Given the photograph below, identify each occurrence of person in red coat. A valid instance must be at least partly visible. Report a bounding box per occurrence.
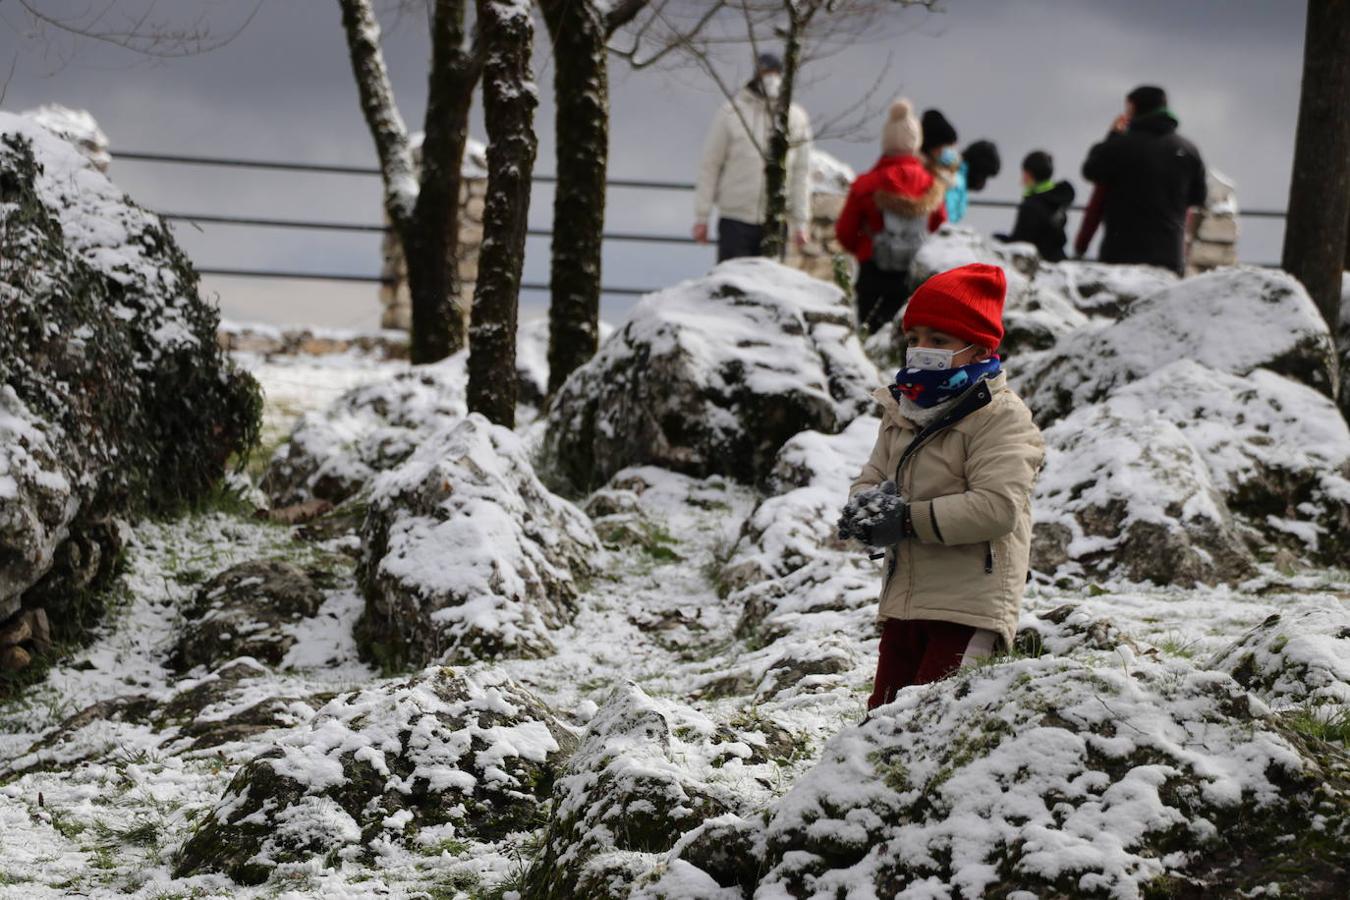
[837,99,951,335]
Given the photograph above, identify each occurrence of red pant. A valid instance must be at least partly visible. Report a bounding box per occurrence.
[868,618,977,710]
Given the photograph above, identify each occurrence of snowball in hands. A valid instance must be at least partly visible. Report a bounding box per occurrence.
[838,480,910,546]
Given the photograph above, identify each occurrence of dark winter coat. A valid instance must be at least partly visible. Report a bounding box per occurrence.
[997,181,1076,262]
[1081,112,1206,275]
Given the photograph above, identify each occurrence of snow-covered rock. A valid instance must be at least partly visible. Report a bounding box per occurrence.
[665,656,1350,898]
[357,415,598,668]
[4,658,326,779]
[1014,267,1338,426]
[23,104,111,172]
[1209,606,1350,709]
[910,225,1040,301]
[542,258,880,492]
[0,113,259,629]
[168,560,334,673]
[1034,258,1178,320]
[523,683,741,899]
[1033,361,1350,582]
[1033,400,1256,586]
[175,666,575,885]
[262,354,467,507]
[514,316,615,407]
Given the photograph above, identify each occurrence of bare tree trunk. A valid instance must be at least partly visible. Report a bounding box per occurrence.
[759,6,808,261]
[338,0,479,365]
[1282,0,1350,340]
[540,0,608,395]
[468,0,538,427]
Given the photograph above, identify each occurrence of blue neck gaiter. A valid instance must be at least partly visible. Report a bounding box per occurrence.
[890,357,1002,409]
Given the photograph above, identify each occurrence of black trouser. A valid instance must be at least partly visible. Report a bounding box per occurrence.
[717,217,763,262]
[855,259,910,334]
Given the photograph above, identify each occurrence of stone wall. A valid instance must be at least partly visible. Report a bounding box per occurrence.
[380,174,487,331]
[1186,169,1239,275]
[784,190,849,286]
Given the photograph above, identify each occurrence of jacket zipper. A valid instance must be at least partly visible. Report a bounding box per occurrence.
[985,542,995,574]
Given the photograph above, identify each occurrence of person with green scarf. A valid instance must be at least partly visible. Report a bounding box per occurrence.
[995,151,1075,262]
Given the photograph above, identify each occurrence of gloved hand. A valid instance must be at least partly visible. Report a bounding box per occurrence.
[837,481,911,547]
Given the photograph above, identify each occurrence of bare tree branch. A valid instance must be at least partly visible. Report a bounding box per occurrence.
[11,0,264,59]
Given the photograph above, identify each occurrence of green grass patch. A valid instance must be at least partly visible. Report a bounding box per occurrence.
[1283,702,1350,745]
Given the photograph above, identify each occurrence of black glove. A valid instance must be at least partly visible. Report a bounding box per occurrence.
[837,481,911,547]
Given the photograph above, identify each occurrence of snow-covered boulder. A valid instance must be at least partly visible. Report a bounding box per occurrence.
[0,114,259,632]
[262,355,466,507]
[523,683,740,899]
[175,666,574,885]
[168,560,332,673]
[909,225,1040,300]
[542,258,880,492]
[664,656,1350,898]
[1209,606,1350,709]
[720,418,880,642]
[357,415,598,669]
[1014,267,1338,426]
[1032,360,1350,583]
[1014,603,1140,658]
[1034,258,1178,320]
[1033,401,1256,586]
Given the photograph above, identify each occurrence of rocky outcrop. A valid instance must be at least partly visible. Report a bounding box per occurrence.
[168,560,333,673]
[655,656,1350,898]
[1014,267,1338,426]
[1209,606,1350,709]
[1032,359,1350,583]
[0,113,259,650]
[176,666,575,885]
[542,258,879,492]
[262,355,467,507]
[357,414,598,669]
[523,683,740,899]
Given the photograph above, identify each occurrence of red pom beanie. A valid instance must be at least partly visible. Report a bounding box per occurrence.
[902,263,1006,349]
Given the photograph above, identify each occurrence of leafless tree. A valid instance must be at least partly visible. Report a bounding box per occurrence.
[613,0,937,258]
[467,0,537,427]
[338,0,483,364]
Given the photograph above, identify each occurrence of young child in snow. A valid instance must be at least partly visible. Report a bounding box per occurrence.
[995,151,1076,262]
[837,263,1045,711]
[835,98,951,336]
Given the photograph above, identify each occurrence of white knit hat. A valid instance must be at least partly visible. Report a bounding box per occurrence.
[882,98,923,156]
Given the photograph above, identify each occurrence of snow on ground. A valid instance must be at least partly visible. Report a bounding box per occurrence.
[0,344,1346,899]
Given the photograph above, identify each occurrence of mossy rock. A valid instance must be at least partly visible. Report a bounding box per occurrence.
[175,666,576,885]
[0,119,259,639]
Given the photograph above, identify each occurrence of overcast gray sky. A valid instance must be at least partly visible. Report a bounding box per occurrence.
[2,0,1306,330]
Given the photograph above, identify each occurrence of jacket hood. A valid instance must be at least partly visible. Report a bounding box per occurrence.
[1042,180,1076,207]
[1129,110,1179,136]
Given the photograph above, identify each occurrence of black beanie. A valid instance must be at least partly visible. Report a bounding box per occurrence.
[963,140,1000,191]
[920,109,958,153]
[1127,85,1168,115]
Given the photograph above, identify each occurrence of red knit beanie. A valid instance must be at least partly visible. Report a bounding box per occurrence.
[902,263,1006,349]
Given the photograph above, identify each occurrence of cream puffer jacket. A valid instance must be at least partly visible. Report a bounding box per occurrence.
[850,373,1045,650]
[693,87,813,229]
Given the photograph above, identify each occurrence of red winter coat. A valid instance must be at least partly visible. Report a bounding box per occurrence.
[836,155,947,263]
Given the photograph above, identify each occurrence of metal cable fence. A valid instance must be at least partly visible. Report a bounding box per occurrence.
[121,149,1288,289]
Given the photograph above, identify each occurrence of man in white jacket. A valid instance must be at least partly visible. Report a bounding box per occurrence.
[692,53,814,262]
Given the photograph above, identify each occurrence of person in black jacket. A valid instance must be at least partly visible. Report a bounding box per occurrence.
[1081,85,1206,275]
[996,151,1075,262]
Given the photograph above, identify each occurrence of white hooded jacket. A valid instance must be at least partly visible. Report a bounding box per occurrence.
[693,86,813,229]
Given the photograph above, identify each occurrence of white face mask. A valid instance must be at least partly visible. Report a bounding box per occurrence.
[761,74,782,99]
[906,344,973,371]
